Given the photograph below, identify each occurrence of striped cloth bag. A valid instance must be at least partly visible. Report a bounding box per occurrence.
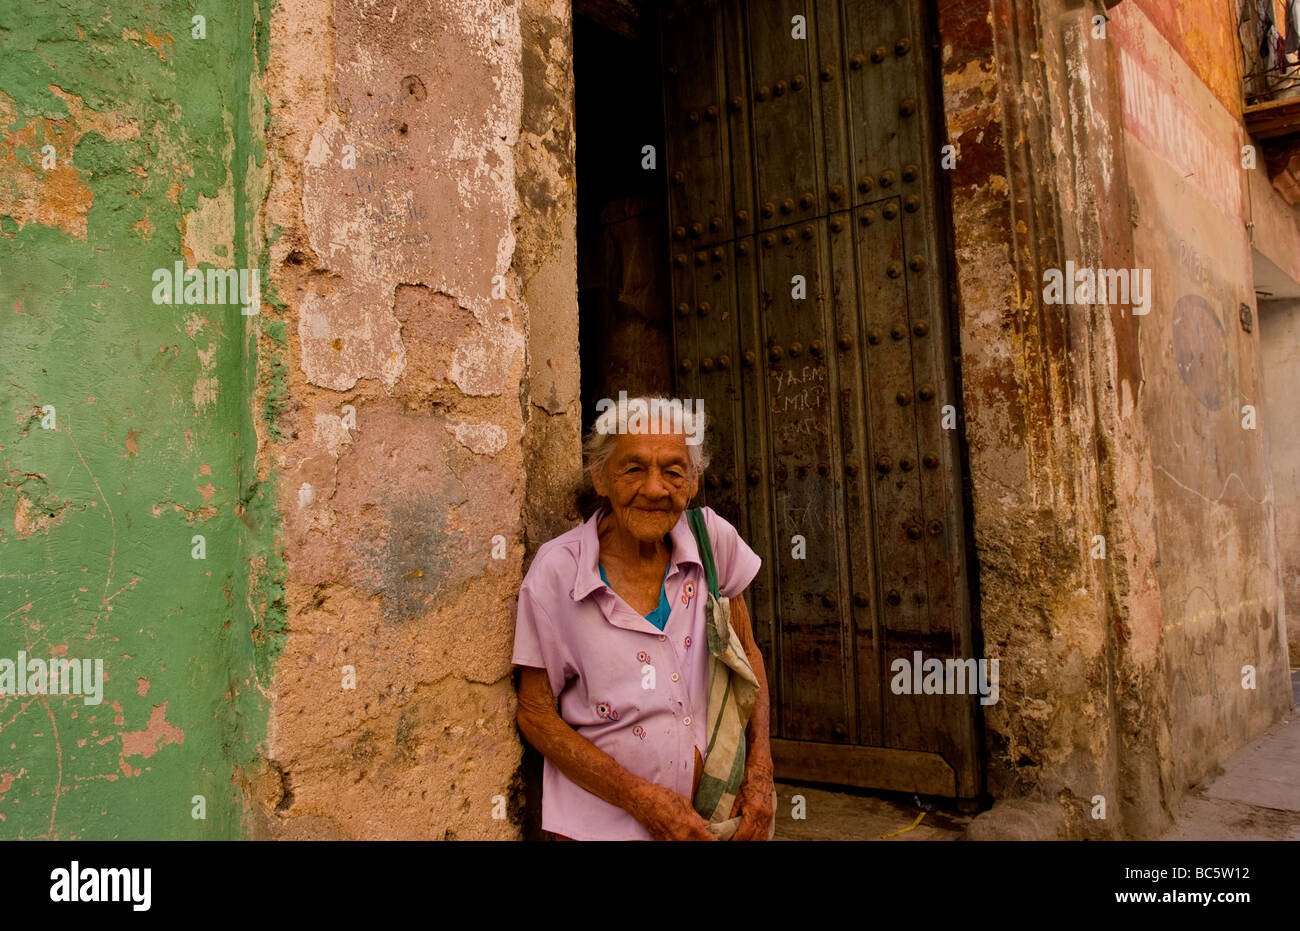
[686,508,769,840]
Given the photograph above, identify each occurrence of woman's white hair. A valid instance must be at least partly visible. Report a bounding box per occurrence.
[583,395,710,478]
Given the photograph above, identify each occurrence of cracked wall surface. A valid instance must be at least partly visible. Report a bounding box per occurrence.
[254,0,577,839]
[941,0,1292,839]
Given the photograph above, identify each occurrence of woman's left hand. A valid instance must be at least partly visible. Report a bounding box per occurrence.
[728,757,776,841]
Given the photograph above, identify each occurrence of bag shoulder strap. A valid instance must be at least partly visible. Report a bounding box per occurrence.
[686,507,720,599]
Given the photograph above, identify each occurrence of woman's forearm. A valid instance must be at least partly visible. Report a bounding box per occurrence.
[744,682,772,770]
[745,659,772,767]
[731,595,772,769]
[516,669,658,816]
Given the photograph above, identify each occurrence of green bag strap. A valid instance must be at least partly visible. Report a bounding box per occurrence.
[686,508,720,600]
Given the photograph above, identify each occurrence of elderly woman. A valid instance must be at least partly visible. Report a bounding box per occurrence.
[512,397,775,840]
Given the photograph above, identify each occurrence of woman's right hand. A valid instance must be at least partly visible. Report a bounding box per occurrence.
[634,782,719,841]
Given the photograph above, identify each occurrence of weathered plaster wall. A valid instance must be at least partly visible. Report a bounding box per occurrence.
[1129,0,1243,118]
[254,0,579,839]
[518,0,584,559]
[1111,0,1291,804]
[0,1,276,837]
[1259,298,1300,665]
[938,0,1290,839]
[938,0,1132,839]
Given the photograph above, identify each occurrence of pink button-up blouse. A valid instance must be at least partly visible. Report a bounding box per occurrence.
[511,505,762,840]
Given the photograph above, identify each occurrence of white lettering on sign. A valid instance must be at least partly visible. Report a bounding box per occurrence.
[1116,43,1241,221]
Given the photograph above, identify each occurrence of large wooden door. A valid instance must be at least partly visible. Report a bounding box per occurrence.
[662,0,981,799]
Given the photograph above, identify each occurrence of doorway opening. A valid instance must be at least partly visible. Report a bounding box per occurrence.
[574,4,672,446]
[571,0,983,803]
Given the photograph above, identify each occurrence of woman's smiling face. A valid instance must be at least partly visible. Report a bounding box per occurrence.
[592,430,699,543]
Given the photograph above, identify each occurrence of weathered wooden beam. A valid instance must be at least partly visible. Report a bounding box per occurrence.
[1246,97,1300,140]
[572,0,644,41]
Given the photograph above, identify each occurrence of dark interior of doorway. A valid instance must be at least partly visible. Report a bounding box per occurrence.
[518,4,672,841]
[574,7,674,446]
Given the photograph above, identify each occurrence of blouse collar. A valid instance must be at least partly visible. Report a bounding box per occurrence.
[570,505,703,603]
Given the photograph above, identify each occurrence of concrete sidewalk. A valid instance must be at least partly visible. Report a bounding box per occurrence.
[1159,670,1300,840]
[770,671,1299,841]
[771,781,970,840]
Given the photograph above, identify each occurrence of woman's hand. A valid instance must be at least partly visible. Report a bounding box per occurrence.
[724,592,775,840]
[518,668,718,841]
[634,783,719,841]
[729,757,776,841]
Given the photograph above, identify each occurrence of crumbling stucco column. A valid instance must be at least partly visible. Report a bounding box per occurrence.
[251,0,579,840]
[939,0,1290,840]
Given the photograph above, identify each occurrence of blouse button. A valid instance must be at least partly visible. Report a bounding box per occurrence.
[683,716,693,726]
[671,673,680,682]
[658,635,667,641]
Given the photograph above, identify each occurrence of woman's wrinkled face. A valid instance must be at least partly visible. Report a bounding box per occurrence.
[592,431,699,543]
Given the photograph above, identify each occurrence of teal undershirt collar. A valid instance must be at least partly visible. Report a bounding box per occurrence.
[598,562,672,631]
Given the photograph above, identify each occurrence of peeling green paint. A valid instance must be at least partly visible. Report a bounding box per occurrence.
[0,1,275,838]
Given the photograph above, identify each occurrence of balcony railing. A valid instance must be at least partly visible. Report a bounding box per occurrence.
[1239,1,1300,201]
[1244,66,1300,110]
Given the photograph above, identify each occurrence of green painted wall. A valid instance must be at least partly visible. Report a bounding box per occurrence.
[0,1,279,838]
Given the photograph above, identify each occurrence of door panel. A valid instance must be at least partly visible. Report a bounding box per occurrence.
[825,208,882,748]
[663,3,732,248]
[731,236,780,703]
[662,0,980,798]
[756,219,848,743]
[745,1,822,233]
